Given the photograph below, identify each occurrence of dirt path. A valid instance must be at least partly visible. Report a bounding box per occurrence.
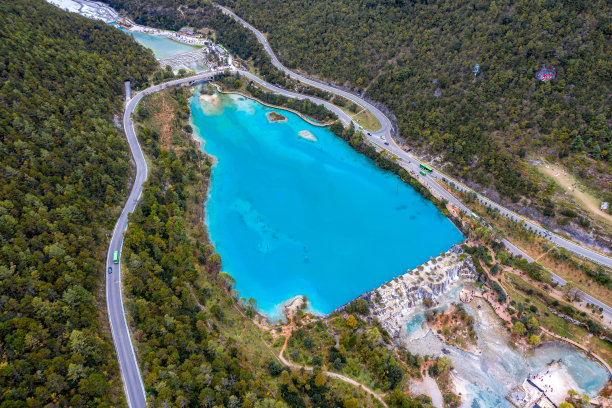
[535,246,554,262]
[187,289,387,406]
[504,268,612,330]
[536,163,612,226]
[278,336,389,407]
[474,291,512,323]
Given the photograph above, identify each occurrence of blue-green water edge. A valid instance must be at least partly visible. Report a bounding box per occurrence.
[190,90,464,318]
[119,29,199,59]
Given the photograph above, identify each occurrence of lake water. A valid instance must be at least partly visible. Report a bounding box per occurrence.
[48,1,202,61]
[190,90,464,318]
[122,30,199,59]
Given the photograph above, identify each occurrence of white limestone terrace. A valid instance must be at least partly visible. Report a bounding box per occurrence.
[47,0,119,23]
[129,25,209,47]
[159,49,211,71]
[359,245,477,339]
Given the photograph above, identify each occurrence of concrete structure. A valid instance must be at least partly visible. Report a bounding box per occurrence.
[536,64,556,81]
[506,380,555,408]
[124,80,131,101]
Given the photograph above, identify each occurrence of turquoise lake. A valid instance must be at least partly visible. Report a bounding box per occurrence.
[190,91,464,318]
[120,29,199,59]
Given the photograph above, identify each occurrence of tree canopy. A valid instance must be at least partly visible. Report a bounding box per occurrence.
[0,0,157,405]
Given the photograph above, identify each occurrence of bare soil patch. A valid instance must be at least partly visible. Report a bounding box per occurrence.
[536,162,612,226]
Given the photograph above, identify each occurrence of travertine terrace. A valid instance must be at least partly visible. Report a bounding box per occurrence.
[361,245,477,339]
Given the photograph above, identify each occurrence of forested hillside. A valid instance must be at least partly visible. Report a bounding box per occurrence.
[0,0,156,405]
[219,0,611,201]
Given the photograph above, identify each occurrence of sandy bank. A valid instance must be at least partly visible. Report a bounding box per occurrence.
[298,130,317,142]
[409,375,444,408]
[199,92,219,106]
[529,361,580,405]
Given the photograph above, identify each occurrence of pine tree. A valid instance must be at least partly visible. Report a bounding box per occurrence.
[571,135,583,153]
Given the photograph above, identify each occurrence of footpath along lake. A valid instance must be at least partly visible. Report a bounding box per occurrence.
[191,90,464,318]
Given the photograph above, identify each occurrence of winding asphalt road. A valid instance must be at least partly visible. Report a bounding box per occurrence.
[217,4,612,268]
[108,68,362,407]
[107,72,220,408]
[216,4,612,318]
[216,6,393,138]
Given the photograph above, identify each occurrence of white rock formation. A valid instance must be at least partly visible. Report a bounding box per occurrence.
[361,245,477,339]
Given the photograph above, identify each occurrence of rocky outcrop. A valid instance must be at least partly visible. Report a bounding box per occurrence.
[358,245,477,339]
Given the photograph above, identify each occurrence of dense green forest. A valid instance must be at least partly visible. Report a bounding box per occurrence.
[219,0,612,200]
[106,0,611,202]
[0,0,156,406]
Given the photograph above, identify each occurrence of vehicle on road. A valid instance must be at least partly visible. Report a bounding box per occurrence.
[113,250,119,264]
[420,170,427,176]
[384,142,389,145]
[420,163,433,172]
[108,267,112,274]
[367,132,371,136]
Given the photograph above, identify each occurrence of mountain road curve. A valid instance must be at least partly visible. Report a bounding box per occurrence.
[107,67,378,407]
[216,4,612,270]
[107,71,222,408]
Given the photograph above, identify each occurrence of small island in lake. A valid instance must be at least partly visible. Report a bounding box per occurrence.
[267,111,287,122]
